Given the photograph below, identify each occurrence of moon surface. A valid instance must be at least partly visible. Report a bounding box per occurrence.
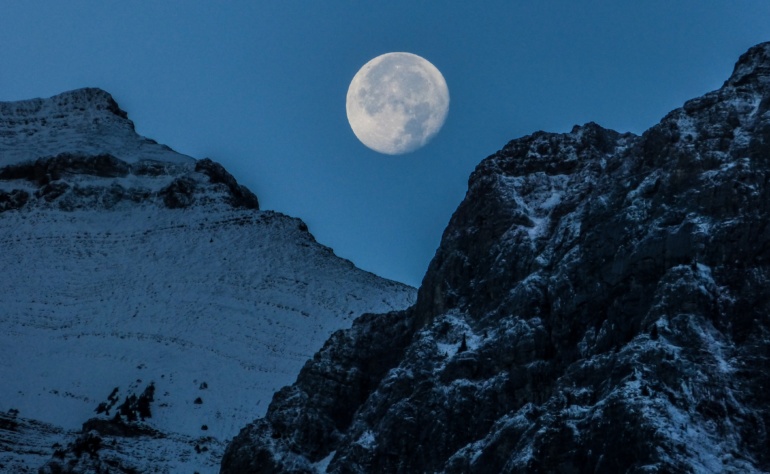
[346,52,449,155]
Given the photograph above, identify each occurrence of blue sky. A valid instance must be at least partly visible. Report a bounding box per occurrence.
[1,2,769,286]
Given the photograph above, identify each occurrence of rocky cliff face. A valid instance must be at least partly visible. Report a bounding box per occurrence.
[222,42,770,473]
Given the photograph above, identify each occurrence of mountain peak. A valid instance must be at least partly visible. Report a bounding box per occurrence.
[0,89,258,213]
[725,41,770,89]
[0,88,192,167]
[48,87,129,119]
[1,87,128,126]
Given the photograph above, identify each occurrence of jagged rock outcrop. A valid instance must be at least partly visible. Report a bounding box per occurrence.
[0,152,259,212]
[222,42,770,473]
[195,158,260,209]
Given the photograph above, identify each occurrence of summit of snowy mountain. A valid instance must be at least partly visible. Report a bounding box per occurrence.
[0,90,416,473]
[222,42,770,473]
[0,88,260,215]
[0,88,192,167]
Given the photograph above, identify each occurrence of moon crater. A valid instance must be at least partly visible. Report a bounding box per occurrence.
[346,52,449,155]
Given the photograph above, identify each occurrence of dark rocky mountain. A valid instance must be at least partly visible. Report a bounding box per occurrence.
[222,42,770,473]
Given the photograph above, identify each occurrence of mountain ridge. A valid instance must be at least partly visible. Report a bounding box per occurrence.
[0,87,193,167]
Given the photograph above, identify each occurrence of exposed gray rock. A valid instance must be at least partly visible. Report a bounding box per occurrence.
[0,189,29,211]
[0,153,259,212]
[195,158,260,209]
[159,176,197,209]
[222,42,770,473]
[0,153,129,183]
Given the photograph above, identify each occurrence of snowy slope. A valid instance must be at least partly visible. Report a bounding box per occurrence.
[0,89,416,473]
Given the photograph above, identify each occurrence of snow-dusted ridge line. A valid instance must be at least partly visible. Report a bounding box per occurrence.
[1,87,194,167]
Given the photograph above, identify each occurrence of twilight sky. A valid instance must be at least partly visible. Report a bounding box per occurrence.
[1,2,769,287]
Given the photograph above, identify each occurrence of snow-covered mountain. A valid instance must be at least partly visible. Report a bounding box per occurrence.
[0,88,192,167]
[0,88,416,473]
[222,43,770,472]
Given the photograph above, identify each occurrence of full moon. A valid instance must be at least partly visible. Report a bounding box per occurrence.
[346,52,449,155]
